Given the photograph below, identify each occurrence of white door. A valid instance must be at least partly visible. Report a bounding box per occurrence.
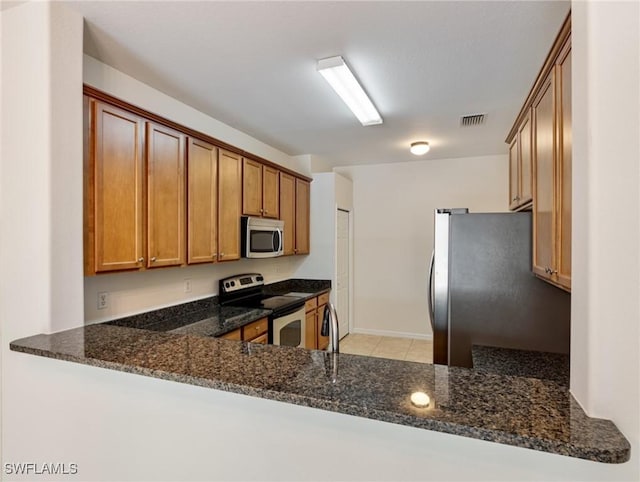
[336,209,350,338]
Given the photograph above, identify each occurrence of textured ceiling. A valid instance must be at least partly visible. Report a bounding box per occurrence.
[66,0,570,168]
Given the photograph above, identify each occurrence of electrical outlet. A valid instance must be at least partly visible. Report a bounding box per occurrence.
[184,279,192,293]
[97,292,109,310]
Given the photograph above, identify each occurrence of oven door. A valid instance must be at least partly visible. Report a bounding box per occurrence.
[271,305,307,349]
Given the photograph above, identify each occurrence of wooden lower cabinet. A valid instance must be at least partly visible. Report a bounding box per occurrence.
[218,317,268,343]
[242,317,268,342]
[303,292,331,350]
[316,303,329,351]
[305,310,317,350]
[220,328,242,341]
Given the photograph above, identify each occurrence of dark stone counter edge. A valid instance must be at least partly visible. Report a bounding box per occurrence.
[9,342,631,464]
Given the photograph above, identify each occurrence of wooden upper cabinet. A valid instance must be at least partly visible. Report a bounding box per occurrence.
[242,159,280,218]
[187,138,218,264]
[507,14,570,292]
[218,149,242,261]
[295,178,310,255]
[532,40,572,291]
[508,109,533,210]
[84,88,311,274]
[146,122,186,268]
[532,73,556,280]
[262,165,279,218]
[89,100,145,274]
[518,112,533,206]
[556,41,572,290]
[242,158,263,216]
[279,172,296,255]
[508,138,519,209]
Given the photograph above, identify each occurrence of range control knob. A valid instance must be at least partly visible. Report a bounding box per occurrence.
[230,281,236,287]
[257,276,263,282]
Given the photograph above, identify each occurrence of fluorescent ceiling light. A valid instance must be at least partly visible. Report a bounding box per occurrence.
[317,56,382,126]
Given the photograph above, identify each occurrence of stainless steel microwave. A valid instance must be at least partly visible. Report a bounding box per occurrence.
[241,216,284,258]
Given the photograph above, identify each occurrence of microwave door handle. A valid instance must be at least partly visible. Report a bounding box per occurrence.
[277,228,283,253]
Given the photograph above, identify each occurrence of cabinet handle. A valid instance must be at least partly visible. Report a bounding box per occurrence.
[138,257,144,263]
[220,253,224,258]
[264,210,268,215]
[511,197,517,202]
[260,209,264,214]
[151,257,157,262]
[212,254,217,259]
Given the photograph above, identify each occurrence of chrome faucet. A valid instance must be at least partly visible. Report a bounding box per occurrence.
[321,302,339,353]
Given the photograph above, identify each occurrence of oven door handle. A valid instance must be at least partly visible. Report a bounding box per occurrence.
[272,302,305,318]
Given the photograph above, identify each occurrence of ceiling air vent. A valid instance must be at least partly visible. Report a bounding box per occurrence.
[460,113,486,126]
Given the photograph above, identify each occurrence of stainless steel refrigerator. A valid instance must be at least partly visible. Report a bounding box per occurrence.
[428,209,570,367]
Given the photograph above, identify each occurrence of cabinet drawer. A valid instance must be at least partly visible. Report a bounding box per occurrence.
[242,317,268,340]
[318,292,330,306]
[247,332,267,344]
[220,328,241,341]
[305,297,318,313]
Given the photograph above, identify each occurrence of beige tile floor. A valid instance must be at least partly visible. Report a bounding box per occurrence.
[339,333,433,364]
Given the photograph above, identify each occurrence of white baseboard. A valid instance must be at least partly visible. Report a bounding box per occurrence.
[350,327,433,341]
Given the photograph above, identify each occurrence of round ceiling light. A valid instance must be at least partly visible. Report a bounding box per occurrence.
[410,141,430,156]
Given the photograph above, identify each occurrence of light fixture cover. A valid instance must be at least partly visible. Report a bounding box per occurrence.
[317,56,382,126]
[410,141,430,155]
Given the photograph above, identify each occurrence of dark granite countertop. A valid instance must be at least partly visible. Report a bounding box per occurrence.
[104,279,331,337]
[472,345,570,386]
[10,323,630,464]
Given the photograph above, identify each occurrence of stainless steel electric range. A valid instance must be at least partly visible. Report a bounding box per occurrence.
[219,274,310,349]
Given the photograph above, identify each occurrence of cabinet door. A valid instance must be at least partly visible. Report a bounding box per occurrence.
[262,165,280,218]
[279,172,296,255]
[532,73,556,280]
[316,304,329,351]
[92,101,145,273]
[556,43,572,290]
[218,149,242,261]
[146,122,186,268]
[518,110,533,206]
[305,310,317,350]
[220,329,241,341]
[295,179,310,255]
[187,138,217,264]
[508,138,519,209]
[242,158,263,216]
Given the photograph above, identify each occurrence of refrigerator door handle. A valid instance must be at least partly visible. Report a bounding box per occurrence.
[427,250,435,331]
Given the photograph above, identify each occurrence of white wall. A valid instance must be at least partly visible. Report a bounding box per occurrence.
[84,257,304,323]
[570,0,640,474]
[295,172,354,331]
[336,155,508,338]
[82,56,307,323]
[1,2,638,481]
